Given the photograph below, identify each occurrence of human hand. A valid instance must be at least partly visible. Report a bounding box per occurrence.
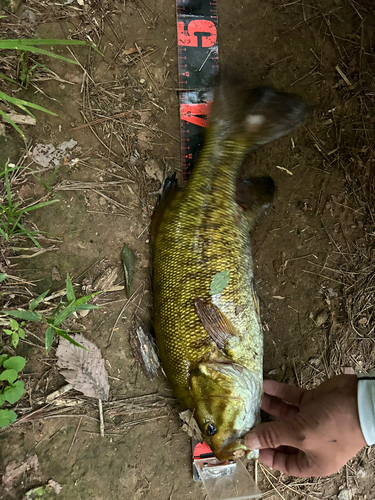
[244,375,366,477]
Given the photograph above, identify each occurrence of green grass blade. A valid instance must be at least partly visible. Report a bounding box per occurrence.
[5,310,42,321]
[16,223,42,248]
[0,39,88,48]
[0,164,27,177]
[0,109,26,144]
[0,91,57,116]
[0,72,18,85]
[0,42,79,64]
[30,290,50,311]
[4,163,12,206]
[17,199,59,216]
[66,274,75,303]
[53,292,99,326]
[53,327,87,350]
[45,326,54,354]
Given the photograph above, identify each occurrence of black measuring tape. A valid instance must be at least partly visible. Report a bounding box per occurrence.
[176,0,219,182]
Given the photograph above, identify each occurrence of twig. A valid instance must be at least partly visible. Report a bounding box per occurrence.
[68,416,82,454]
[98,399,105,437]
[335,65,354,89]
[135,42,160,93]
[46,384,73,403]
[71,109,151,130]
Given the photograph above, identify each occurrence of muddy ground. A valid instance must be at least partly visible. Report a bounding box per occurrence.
[0,0,374,499]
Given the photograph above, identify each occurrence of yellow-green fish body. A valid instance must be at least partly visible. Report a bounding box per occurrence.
[153,83,310,459]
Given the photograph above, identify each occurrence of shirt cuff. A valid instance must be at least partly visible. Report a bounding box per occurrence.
[357,370,375,446]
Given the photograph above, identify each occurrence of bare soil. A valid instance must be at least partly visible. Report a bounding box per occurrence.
[0,0,374,499]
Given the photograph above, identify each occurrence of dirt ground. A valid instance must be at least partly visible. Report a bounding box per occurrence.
[0,0,374,499]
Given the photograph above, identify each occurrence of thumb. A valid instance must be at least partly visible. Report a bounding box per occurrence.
[245,420,302,451]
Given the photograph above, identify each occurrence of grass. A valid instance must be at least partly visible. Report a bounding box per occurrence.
[0,37,94,143]
[3,274,100,353]
[0,162,59,248]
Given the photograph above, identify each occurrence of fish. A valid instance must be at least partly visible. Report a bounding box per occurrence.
[152,81,311,460]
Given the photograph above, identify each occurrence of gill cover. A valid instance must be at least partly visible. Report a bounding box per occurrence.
[190,360,262,460]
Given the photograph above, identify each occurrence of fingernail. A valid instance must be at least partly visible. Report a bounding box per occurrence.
[245,433,261,450]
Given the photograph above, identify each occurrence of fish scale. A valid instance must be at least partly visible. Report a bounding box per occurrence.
[153,83,311,459]
[154,132,262,399]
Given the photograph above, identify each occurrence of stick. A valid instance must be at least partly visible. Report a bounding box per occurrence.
[98,399,105,437]
[68,416,82,454]
[135,42,160,93]
[46,383,73,403]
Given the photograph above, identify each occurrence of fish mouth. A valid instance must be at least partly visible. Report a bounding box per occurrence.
[213,440,249,461]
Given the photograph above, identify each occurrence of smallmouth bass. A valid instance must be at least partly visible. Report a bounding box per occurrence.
[152,82,310,460]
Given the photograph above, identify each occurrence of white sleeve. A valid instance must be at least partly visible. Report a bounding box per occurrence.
[357,371,375,446]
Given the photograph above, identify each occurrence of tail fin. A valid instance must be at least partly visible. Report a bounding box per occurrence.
[209,81,312,146]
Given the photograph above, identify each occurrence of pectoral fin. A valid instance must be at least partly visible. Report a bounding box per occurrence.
[194,298,238,351]
[236,176,275,231]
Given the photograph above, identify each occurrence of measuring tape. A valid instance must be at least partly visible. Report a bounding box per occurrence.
[176,0,219,182]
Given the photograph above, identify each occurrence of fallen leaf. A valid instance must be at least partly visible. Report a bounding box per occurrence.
[179,410,203,441]
[47,479,62,494]
[51,266,62,281]
[56,334,110,400]
[1,113,36,126]
[124,47,138,55]
[2,455,39,492]
[122,243,138,298]
[32,140,77,169]
[209,271,230,296]
[93,267,118,292]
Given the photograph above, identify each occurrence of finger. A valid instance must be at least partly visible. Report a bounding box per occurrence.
[259,448,312,477]
[261,393,299,421]
[245,420,302,451]
[263,380,305,407]
[272,449,313,477]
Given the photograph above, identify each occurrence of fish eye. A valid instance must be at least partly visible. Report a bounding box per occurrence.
[205,423,217,436]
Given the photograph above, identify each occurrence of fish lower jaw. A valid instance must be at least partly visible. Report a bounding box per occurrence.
[246,448,259,460]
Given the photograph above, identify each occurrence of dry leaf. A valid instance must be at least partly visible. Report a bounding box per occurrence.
[124,47,138,55]
[56,334,110,400]
[179,409,203,441]
[2,455,39,492]
[47,479,62,494]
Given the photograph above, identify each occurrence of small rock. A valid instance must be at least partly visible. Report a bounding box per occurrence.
[338,488,357,500]
[342,367,355,375]
[268,368,280,375]
[315,310,329,327]
[357,468,366,479]
[358,317,368,325]
[144,159,163,183]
